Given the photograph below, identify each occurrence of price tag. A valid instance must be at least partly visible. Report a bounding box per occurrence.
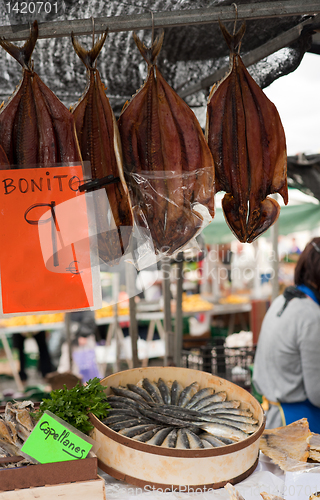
[21,411,93,464]
[0,165,98,314]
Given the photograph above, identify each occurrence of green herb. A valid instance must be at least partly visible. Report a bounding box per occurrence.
[33,377,110,435]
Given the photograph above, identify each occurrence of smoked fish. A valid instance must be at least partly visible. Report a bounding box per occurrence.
[0,20,81,167]
[118,31,215,255]
[206,22,288,243]
[71,32,133,264]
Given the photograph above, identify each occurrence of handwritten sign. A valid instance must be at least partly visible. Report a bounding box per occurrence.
[21,411,93,464]
[0,165,97,314]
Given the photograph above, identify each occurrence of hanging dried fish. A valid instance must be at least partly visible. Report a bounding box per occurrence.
[118,31,215,255]
[0,20,81,167]
[0,145,9,168]
[71,32,133,264]
[206,21,288,243]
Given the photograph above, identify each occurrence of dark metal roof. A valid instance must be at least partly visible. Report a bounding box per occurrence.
[0,0,318,114]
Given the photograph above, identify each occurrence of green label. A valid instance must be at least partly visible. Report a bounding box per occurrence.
[21,411,93,464]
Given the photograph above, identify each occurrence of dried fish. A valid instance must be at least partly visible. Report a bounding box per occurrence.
[71,31,133,264]
[185,429,205,449]
[118,31,215,255]
[206,21,288,243]
[199,432,228,448]
[0,21,81,167]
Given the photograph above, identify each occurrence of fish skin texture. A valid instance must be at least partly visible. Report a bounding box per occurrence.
[71,32,133,265]
[118,31,214,255]
[206,21,288,243]
[0,21,81,168]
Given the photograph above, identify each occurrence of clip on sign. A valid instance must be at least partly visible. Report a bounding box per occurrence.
[0,164,101,314]
[21,411,95,464]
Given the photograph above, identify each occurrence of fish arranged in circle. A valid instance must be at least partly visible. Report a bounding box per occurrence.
[103,378,260,449]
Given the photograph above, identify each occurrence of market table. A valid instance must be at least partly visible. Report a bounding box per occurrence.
[97,454,287,500]
[0,322,64,392]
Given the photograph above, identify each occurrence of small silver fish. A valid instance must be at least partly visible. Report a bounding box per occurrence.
[185,429,205,449]
[171,380,184,405]
[127,384,154,403]
[157,378,171,405]
[198,422,249,442]
[161,428,178,448]
[185,387,215,409]
[199,432,229,447]
[191,392,227,410]
[142,378,164,404]
[145,427,173,446]
[201,400,240,412]
[175,428,190,449]
[118,424,158,438]
[178,382,200,407]
[133,426,165,442]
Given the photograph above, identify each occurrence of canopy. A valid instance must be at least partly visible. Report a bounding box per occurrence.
[202,201,320,245]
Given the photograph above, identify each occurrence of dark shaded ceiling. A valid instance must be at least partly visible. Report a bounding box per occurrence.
[0,0,317,114]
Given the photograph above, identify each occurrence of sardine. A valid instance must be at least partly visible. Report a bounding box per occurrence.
[185,387,215,409]
[204,417,258,434]
[145,427,173,446]
[138,407,198,431]
[185,429,205,449]
[107,397,147,410]
[175,429,190,449]
[201,400,240,412]
[110,387,151,407]
[212,413,258,425]
[171,380,184,406]
[191,392,227,410]
[71,31,133,264]
[108,418,153,432]
[142,378,164,404]
[199,432,231,447]
[127,384,154,403]
[161,428,178,448]
[178,382,200,407]
[199,422,249,442]
[118,424,158,438]
[157,378,171,405]
[133,426,165,442]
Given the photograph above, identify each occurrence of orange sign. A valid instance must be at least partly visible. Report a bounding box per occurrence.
[0,165,96,314]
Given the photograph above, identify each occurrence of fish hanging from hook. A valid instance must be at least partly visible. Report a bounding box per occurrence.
[206,18,288,243]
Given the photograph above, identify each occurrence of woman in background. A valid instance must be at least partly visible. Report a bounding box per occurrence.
[253,237,320,432]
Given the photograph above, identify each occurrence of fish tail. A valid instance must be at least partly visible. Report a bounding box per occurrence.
[0,20,38,69]
[71,30,108,70]
[219,20,246,54]
[133,30,164,66]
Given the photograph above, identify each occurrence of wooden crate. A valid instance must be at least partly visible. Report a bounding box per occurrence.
[0,476,106,500]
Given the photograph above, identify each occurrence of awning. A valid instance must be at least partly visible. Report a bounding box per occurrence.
[202,201,320,245]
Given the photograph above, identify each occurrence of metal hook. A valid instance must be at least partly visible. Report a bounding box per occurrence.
[150,10,155,45]
[92,16,95,49]
[232,3,238,36]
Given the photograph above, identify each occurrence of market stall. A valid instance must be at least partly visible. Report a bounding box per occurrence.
[0,0,320,497]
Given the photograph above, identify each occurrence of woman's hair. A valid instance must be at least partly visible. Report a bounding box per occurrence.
[294,237,320,289]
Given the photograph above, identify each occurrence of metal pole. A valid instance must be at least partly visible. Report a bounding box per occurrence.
[161,256,173,366]
[64,312,72,372]
[271,212,280,302]
[112,273,121,372]
[174,254,184,367]
[125,261,139,368]
[0,0,319,41]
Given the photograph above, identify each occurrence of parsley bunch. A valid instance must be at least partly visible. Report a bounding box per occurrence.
[34,377,110,435]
